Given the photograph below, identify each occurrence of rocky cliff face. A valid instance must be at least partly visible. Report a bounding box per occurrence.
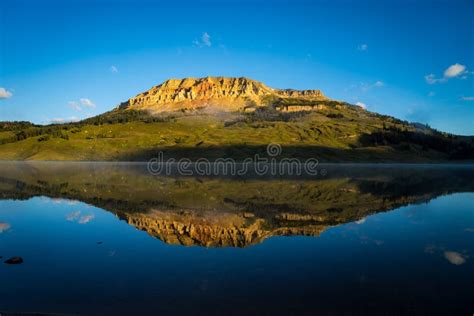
[121,210,326,247]
[122,76,327,112]
[277,89,325,98]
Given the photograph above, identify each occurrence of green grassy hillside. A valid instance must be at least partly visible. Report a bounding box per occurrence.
[1,101,473,161]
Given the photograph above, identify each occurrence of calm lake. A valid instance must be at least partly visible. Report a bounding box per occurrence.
[0,162,473,315]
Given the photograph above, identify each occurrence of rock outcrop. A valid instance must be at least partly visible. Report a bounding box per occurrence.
[121,210,326,248]
[121,76,328,113]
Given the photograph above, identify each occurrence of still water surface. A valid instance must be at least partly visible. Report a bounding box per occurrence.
[0,162,473,315]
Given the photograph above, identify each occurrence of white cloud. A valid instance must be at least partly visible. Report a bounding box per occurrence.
[360,81,384,92]
[425,74,445,84]
[357,44,368,51]
[66,211,95,224]
[355,217,366,224]
[425,63,468,84]
[50,118,66,123]
[80,98,95,108]
[49,116,80,124]
[444,251,467,265]
[110,65,118,73]
[202,32,211,46]
[66,211,81,221]
[69,98,95,111]
[461,96,474,101]
[0,87,13,99]
[69,101,82,111]
[373,80,384,87]
[444,63,466,78]
[79,214,95,224]
[193,32,212,47]
[356,102,367,109]
[428,91,435,97]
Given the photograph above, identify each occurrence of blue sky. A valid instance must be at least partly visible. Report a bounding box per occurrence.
[0,0,473,134]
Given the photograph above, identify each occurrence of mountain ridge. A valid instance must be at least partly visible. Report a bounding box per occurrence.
[0,76,473,161]
[120,76,328,113]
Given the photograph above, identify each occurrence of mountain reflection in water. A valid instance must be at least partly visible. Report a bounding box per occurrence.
[1,162,473,247]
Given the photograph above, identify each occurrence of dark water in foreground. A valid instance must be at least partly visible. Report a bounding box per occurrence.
[0,162,473,315]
